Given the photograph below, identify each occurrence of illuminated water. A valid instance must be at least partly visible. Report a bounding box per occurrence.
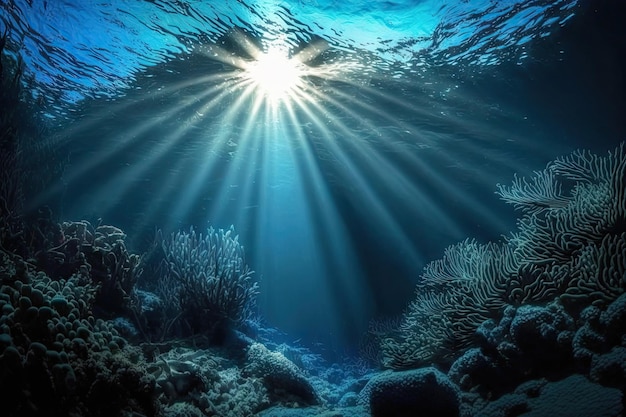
[1,0,624,358]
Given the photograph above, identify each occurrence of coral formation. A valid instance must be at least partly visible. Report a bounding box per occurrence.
[243,342,320,406]
[524,375,622,417]
[150,346,271,416]
[382,143,626,369]
[3,32,625,416]
[448,302,575,397]
[474,374,622,417]
[154,225,259,341]
[0,253,158,416]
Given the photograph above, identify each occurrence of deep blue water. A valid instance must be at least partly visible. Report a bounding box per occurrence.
[1,0,625,356]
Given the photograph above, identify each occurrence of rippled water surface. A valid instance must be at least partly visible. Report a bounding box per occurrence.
[3,0,578,107]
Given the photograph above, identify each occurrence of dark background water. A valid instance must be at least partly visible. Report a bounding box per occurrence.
[2,0,625,357]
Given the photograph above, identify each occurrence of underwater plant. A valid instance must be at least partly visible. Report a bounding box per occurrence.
[157,225,258,340]
[381,143,626,369]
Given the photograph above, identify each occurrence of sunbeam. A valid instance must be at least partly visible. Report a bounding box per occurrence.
[34,27,560,355]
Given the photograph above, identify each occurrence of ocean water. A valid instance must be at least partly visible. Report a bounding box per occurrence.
[1,0,625,416]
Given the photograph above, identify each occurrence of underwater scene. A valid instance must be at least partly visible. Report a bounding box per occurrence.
[1,0,625,416]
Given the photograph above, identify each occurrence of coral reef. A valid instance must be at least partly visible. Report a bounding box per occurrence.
[3,35,625,415]
[448,301,576,397]
[0,253,158,417]
[382,143,626,369]
[2,200,351,416]
[150,346,271,416]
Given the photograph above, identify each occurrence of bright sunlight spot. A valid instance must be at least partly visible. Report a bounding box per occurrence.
[244,46,304,102]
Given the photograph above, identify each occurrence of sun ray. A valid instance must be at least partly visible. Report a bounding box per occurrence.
[284,96,429,262]
[28,75,243,212]
[38,28,544,353]
[300,84,516,240]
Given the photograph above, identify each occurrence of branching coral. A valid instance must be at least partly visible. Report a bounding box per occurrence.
[157,225,258,339]
[564,232,626,306]
[381,240,515,369]
[496,171,570,214]
[382,143,626,369]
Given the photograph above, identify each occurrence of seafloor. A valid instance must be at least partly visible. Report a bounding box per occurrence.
[1,204,625,416]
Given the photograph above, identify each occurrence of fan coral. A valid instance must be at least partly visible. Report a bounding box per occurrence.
[381,143,626,369]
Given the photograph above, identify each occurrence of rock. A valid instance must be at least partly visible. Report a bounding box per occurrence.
[364,367,460,417]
